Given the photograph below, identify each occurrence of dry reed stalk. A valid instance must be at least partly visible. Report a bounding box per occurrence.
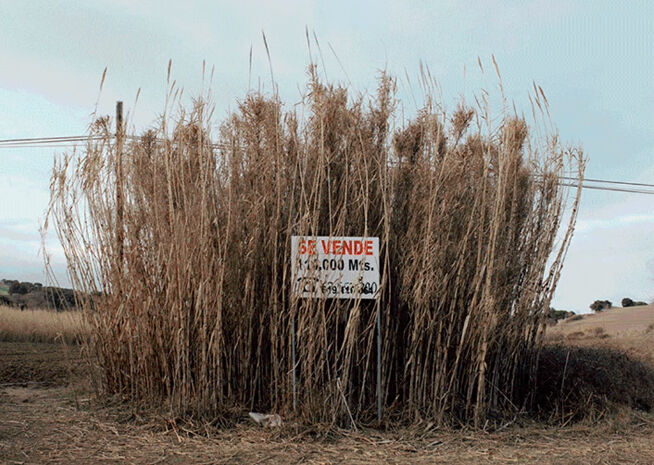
[46,67,584,427]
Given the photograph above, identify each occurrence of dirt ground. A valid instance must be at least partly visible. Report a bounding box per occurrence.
[2,342,654,464]
[0,342,85,387]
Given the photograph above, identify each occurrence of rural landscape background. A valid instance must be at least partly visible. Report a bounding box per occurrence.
[2,1,653,313]
[1,0,654,463]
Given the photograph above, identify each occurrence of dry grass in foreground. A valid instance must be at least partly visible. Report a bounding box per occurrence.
[0,305,88,344]
[1,382,654,464]
[537,305,654,423]
[1,339,654,463]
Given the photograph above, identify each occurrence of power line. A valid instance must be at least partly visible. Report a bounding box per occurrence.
[0,135,235,152]
[0,135,105,144]
[557,183,654,195]
[0,144,97,149]
[553,175,654,189]
[0,135,109,150]
[532,173,654,190]
[2,134,653,195]
[0,136,85,143]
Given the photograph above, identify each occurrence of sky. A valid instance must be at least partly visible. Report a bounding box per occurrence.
[0,0,652,312]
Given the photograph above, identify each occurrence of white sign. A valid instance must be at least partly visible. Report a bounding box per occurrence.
[291,236,380,299]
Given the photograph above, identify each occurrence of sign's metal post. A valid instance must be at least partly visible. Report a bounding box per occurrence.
[376,297,382,424]
[292,314,297,411]
[290,236,381,424]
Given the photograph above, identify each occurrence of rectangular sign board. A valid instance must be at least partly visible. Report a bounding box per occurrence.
[291,236,380,299]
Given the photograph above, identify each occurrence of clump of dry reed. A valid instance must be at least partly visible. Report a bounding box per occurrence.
[46,65,583,427]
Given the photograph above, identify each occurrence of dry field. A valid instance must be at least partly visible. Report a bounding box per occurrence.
[2,306,654,463]
[0,305,88,344]
[547,304,654,362]
[549,304,654,338]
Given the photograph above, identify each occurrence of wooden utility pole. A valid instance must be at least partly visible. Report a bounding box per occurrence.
[377,298,382,424]
[115,101,124,269]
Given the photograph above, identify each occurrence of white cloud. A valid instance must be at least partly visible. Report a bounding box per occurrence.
[576,213,654,235]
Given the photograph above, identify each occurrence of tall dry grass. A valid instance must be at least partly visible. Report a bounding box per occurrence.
[0,305,87,344]
[46,66,584,427]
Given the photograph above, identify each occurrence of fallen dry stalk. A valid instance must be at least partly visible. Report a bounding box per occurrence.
[46,66,584,427]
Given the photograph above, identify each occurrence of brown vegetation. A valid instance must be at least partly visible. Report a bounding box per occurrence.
[0,305,87,344]
[535,344,654,423]
[46,67,584,427]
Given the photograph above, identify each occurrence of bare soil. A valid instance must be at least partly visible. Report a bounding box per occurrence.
[0,342,84,387]
[2,342,654,464]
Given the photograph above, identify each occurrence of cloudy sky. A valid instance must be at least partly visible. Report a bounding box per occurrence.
[0,0,652,312]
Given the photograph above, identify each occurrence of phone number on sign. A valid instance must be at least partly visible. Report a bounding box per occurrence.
[295,277,378,296]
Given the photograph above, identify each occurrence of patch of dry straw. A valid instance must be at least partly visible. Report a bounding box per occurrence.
[0,305,87,344]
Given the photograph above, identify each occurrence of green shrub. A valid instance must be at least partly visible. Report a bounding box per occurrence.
[548,308,576,321]
[8,282,28,295]
[621,298,647,308]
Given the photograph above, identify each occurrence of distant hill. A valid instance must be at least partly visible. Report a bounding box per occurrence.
[547,303,654,363]
[549,304,654,337]
[0,279,79,311]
